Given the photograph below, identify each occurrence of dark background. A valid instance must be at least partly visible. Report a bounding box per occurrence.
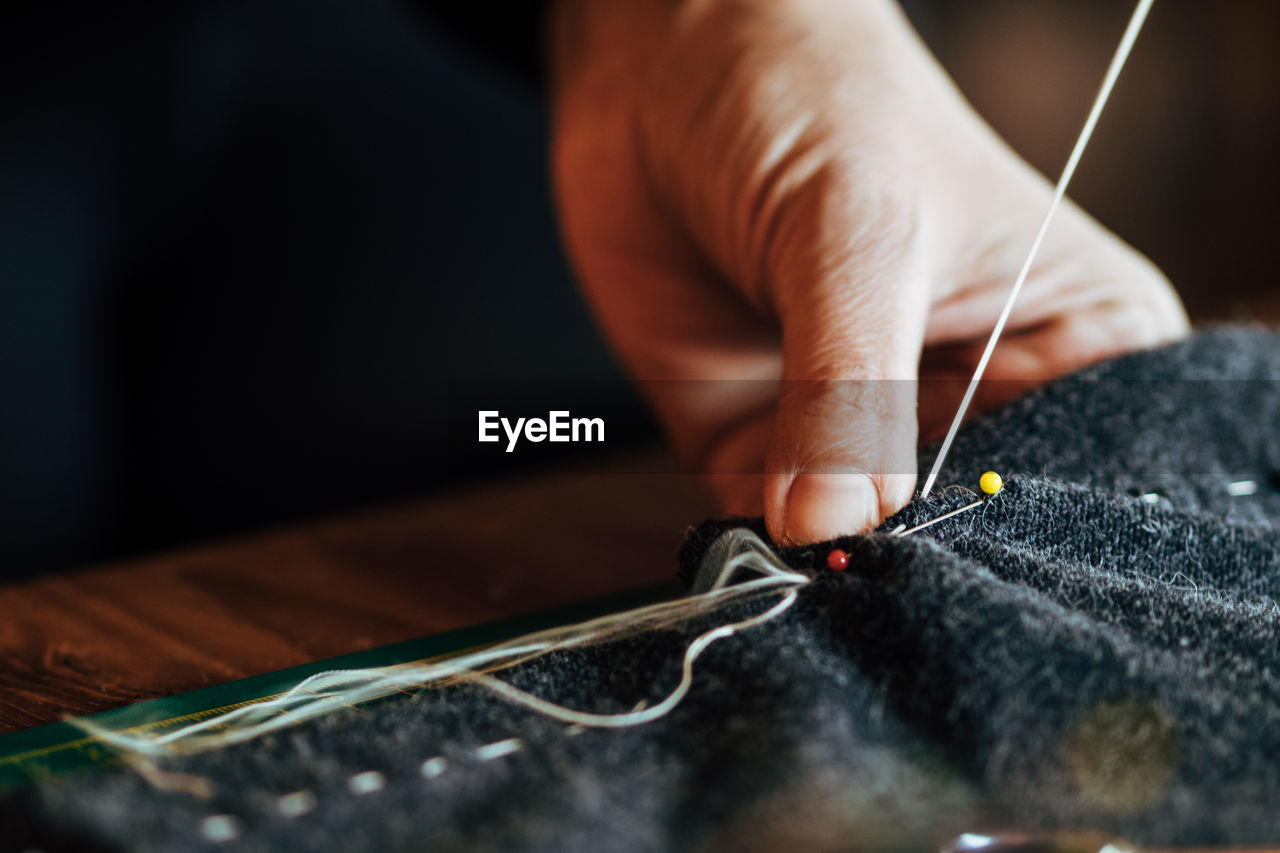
[1,0,1276,579]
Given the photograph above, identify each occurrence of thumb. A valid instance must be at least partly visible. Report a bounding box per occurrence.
[763,228,930,546]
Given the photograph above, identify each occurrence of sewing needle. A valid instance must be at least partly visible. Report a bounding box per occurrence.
[918,0,1156,499]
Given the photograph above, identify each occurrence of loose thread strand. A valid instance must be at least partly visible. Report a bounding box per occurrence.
[76,530,809,757]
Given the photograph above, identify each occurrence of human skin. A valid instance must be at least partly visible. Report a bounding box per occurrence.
[549,0,1188,545]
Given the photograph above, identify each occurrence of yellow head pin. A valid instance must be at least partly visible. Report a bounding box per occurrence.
[979,470,1004,496]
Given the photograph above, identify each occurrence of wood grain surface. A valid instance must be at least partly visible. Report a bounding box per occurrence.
[0,450,711,734]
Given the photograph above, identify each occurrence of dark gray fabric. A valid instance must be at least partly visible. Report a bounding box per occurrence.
[4,327,1280,851]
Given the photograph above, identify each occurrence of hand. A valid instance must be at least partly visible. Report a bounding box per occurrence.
[549,0,1188,545]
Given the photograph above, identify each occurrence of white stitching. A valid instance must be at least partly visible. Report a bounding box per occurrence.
[200,814,240,842]
[474,738,522,761]
[277,790,317,818]
[347,770,386,795]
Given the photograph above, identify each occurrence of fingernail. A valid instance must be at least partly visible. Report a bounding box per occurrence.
[783,472,881,545]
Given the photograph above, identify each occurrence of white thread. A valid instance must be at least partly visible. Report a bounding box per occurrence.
[890,499,984,537]
[919,0,1156,500]
[277,790,317,818]
[475,738,523,760]
[421,757,448,778]
[468,591,798,728]
[565,725,587,737]
[1141,493,1161,504]
[347,770,386,795]
[76,530,809,757]
[1228,480,1258,496]
[129,756,213,799]
[200,815,240,842]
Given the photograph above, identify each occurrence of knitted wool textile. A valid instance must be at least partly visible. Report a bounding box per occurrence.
[4,328,1280,852]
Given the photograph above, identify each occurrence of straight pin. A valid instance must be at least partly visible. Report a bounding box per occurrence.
[890,499,984,537]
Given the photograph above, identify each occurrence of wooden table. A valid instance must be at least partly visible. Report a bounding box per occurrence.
[0,449,712,735]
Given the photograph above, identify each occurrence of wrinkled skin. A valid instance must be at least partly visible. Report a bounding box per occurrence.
[550,0,1187,545]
